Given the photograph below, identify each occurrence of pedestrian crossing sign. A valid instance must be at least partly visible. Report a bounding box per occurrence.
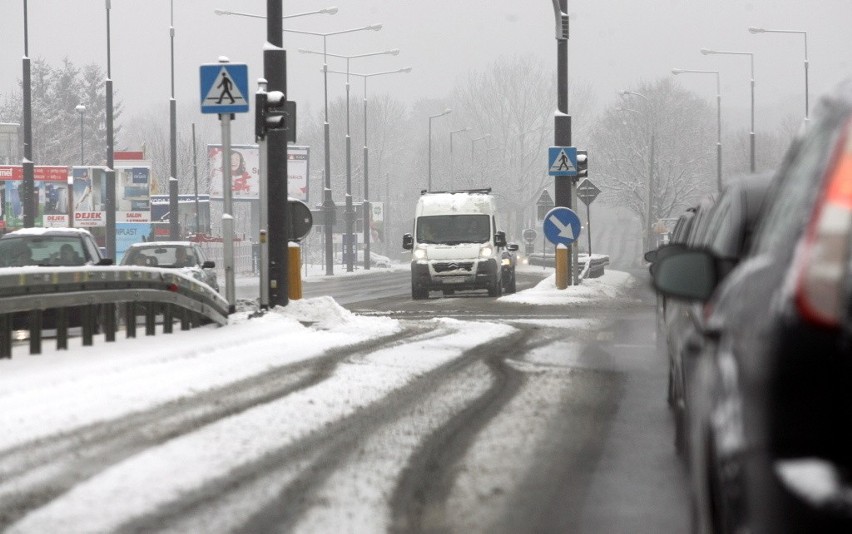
[548,146,577,176]
[199,63,250,114]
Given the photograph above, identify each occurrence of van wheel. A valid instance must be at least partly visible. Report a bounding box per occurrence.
[504,276,516,294]
[412,282,429,300]
[487,280,502,297]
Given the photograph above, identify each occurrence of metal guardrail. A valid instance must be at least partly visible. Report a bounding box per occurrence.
[526,253,610,279]
[0,266,230,358]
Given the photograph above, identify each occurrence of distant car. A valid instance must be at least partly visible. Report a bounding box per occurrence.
[0,227,112,267]
[501,243,519,293]
[121,241,219,292]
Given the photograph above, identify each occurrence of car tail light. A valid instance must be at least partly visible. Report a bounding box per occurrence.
[794,120,852,328]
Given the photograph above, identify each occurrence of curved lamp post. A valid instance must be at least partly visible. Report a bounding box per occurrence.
[300,47,398,272]
[672,68,722,192]
[701,48,756,172]
[749,26,808,122]
[214,7,338,19]
[428,109,452,191]
[75,104,86,165]
[327,66,412,268]
[618,90,656,250]
[449,127,471,191]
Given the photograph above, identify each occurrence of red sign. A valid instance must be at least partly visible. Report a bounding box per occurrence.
[0,165,69,182]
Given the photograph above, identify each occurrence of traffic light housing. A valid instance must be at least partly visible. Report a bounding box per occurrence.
[255,89,287,139]
[576,150,588,178]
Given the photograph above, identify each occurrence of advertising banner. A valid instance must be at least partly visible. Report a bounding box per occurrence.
[116,166,151,223]
[208,144,260,199]
[287,146,309,202]
[0,165,70,229]
[208,144,310,202]
[370,201,384,243]
[72,166,107,227]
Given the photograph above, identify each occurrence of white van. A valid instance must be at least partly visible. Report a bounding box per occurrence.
[402,189,517,299]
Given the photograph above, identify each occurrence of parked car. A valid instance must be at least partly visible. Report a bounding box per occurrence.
[666,174,772,456]
[0,227,113,331]
[121,241,219,292]
[0,227,111,267]
[651,81,852,533]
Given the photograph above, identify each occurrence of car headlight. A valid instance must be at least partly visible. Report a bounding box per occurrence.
[413,248,427,260]
[502,257,512,266]
[479,246,493,258]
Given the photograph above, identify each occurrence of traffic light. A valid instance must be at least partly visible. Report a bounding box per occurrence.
[255,89,287,139]
[576,150,588,178]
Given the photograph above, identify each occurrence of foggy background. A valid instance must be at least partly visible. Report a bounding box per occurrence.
[1,0,850,145]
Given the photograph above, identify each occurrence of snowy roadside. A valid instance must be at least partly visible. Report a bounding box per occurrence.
[0,268,637,450]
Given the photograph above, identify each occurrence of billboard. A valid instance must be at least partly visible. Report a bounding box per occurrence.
[72,167,107,227]
[0,165,70,229]
[208,144,309,202]
[116,166,151,223]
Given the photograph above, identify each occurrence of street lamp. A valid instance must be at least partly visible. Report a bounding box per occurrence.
[300,47,399,272]
[672,68,723,192]
[428,109,452,191]
[283,24,382,275]
[618,91,656,251]
[168,0,179,240]
[471,133,491,159]
[105,0,116,259]
[749,26,808,122]
[75,104,86,165]
[701,48,756,172]
[449,126,471,191]
[214,7,338,19]
[327,66,412,269]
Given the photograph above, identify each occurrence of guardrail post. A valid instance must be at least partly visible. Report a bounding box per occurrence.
[145,304,157,336]
[125,303,137,339]
[82,305,94,346]
[56,308,69,350]
[103,303,117,342]
[0,315,11,358]
[29,310,42,355]
[180,308,190,331]
[163,304,173,334]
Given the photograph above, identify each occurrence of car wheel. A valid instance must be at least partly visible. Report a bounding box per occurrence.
[487,277,502,297]
[412,281,428,300]
[504,273,517,294]
[442,289,455,296]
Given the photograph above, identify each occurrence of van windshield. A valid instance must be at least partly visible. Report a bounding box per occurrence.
[416,214,490,245]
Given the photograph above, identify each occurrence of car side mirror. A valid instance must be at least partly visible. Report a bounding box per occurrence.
[494,231,507,248]
[402,233,413,250]
[644,249,658,263]
[651,245,720,302]
[202,260,215,269]
[507,242,519,252]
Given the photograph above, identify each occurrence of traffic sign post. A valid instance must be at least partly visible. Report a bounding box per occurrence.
[543,206,582,246]
[199,58,250,313]
[577,178,600,257]
[548,146,578,177]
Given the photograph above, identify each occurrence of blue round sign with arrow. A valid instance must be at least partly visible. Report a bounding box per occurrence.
[543,207,582,246]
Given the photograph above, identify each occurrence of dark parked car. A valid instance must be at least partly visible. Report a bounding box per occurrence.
[121,241,219,292]
[664,174,772,456]
[652,80,852,533]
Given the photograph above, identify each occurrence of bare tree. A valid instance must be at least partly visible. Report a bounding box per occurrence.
[589,78,716,249]
[451,55,595,239]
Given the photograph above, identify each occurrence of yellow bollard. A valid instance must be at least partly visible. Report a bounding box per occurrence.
[555,243,569,289]
[288,242,302,300]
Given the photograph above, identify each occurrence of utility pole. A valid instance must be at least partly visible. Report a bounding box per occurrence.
[551,0,573,282]
[265,0,290,307]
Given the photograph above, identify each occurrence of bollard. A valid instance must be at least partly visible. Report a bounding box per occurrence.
[288,242,302,300]
[555,243,569,289]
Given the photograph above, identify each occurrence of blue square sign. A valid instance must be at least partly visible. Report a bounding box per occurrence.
[200,63,250,114]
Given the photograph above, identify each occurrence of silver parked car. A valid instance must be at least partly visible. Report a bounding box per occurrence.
[121,241,219,292]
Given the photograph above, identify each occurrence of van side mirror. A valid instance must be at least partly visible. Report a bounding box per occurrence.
[202,260,215,269]
[402,233,413,250]
[494,231,507,248]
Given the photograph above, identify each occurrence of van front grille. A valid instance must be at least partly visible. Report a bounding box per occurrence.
[433,261,474,273]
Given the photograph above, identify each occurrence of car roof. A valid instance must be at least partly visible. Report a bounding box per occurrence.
[1,227,95,239]
[125,241,196,248]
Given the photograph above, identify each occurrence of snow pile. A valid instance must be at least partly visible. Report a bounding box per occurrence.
[499,269,638,305]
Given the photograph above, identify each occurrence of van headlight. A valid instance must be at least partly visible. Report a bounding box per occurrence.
[501,257,512,266]
[413,248,427,260]
[479,246,493,258]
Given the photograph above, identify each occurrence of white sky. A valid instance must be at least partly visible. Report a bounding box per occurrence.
[0,267,636,532]
[0,1,850,142]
